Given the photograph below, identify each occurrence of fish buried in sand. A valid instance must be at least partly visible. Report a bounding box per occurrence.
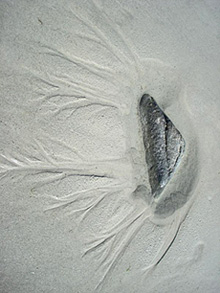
[139,94,185,199]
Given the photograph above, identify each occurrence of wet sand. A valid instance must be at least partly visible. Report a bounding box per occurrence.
[0,1,220,292]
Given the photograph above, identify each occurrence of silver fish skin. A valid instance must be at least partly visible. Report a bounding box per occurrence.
[139,94,185,198]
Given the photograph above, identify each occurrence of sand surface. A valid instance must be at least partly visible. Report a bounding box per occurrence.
[0,1,220,292]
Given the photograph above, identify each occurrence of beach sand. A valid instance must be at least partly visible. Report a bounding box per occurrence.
[0,1,220,292]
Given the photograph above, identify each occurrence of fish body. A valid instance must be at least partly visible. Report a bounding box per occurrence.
[139,94,185,198]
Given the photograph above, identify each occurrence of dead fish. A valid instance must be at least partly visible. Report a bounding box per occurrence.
[139,94,185,198]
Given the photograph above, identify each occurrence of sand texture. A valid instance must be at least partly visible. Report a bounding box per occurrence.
[0,1,220,292]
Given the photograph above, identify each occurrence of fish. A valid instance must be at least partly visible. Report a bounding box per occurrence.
[139,94,185,198]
